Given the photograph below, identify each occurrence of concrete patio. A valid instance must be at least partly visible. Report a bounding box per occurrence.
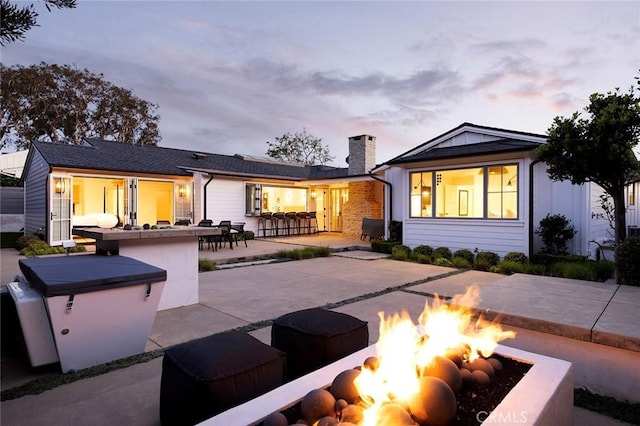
[1,234,638,425]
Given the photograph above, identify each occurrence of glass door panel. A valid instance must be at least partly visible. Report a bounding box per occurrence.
[50,176,72,244]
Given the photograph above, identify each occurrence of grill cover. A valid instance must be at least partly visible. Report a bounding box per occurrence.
[19,255,167,297]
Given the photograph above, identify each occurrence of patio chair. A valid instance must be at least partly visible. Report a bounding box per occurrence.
[212,220,233,250]
[174,219,191,226]
[230,222,247,247]
[197,219,214,250]
[156,220,171,226]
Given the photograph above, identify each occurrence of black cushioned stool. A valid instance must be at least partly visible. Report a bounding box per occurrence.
[271,308,369,380]
[160,330,286,426]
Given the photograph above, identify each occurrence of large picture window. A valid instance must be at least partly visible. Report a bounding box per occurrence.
[245,183,308,215]
[409,164,518,219]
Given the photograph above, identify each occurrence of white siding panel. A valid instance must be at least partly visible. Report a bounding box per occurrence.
[203,178,262,234]
[23,148,49,236]
[532,167,591,256]
[404,219,527,258]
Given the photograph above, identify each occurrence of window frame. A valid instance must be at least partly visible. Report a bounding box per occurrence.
[408,163,519,220]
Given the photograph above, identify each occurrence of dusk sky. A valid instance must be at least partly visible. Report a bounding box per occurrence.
[2,1,639,166]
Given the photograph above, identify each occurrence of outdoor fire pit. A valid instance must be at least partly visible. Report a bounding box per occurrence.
[201,287,574,425]
[202,345,572,426]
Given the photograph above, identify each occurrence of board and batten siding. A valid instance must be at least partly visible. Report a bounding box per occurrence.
[404,219,527,257]
[23,148,49,235]
[203,178,258,232]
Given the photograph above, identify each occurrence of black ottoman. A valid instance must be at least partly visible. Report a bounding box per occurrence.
[160,331,286,426]
[271,308,369,380]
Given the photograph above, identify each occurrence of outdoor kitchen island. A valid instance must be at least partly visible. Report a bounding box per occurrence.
[73,226,222,310]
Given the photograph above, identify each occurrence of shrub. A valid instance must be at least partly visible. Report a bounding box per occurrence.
[451,257,472,269]
[20,240,65,256]
[388,220,402,242]
[476,251,500,267]
[523,263,545,276]
[535,213,576,254]
[412,245,434,257]
[592,260,615,282]
[496,261,526,275]
[453,249,474,264]
[503,252,528,264]
[433,257,453,267]
[198,258,216,271]
[242,230,255,240]
[391,245,411,261]
[433,246,452,260]
[277,246,331,260]
[371,240,399,254]
[532,253,588,266]
[15,234,41,250]
[474,259,492,271]
[616,237,640,286]
[550,262,596,281]
[412,253,432,264]
[410,245,433,263]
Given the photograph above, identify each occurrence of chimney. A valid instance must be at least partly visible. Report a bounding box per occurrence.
[348,134,376,175]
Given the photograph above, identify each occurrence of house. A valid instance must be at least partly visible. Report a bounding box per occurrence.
[21,136,384,245]
[374,122,639,259]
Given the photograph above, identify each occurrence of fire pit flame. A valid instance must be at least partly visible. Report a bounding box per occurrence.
[354,285,516,426]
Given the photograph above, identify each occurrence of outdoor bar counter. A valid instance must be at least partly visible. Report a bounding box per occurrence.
[74,226,222,310]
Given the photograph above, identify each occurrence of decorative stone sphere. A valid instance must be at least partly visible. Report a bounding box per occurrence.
[330,369,361,404]
[421,356,463,393]
[407,376,457,426]
[263,411,288,426]
[301,388,336,425]
[339,404,364,424]
[468,358,495,379]
[376,403,415,425]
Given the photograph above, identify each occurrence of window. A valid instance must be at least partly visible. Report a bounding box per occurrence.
[245,183,309,215]
[245,184,260,215]
[629,183,635,206]
[409,164,518,219]
[410,172,433,217]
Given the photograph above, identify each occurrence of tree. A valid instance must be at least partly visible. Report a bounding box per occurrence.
[266,128,334,166]
[1,0,77,46]
[0,62,161,150]
[536,78,640,245]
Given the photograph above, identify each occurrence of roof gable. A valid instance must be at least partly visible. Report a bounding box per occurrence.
[384,122,547,166]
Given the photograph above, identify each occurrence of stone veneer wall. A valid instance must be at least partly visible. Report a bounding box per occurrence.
[342,181,384,237]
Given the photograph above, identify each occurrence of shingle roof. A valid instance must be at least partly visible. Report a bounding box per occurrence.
[387,139,543,165]
[32,139,353,180]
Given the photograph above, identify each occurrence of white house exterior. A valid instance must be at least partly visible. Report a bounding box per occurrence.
[374,123,630,259]
[21,136,383,245]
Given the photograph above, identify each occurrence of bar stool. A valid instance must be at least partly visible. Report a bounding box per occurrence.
[272,212,286,236]
[296,212,309,234]
[257,212,273,237]
[308,211,318,233]
[285,212,298,235]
